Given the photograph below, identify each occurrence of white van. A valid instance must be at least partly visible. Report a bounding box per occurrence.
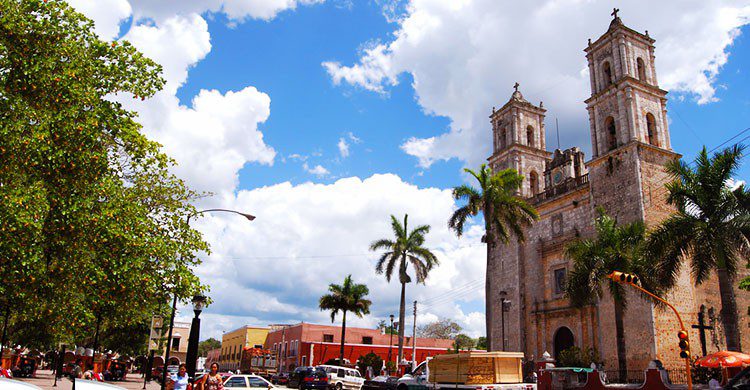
[317,365,364,390]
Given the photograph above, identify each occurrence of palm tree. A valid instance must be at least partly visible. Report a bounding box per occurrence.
[648,145,750,351]
[564,210,659,381]
[448,165,537,351]
[370,214,438,364]
[319,275,372,364]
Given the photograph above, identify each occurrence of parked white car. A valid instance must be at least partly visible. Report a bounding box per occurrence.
[224,374,276,389]
[318,365,364,390]
[0,378,42,390]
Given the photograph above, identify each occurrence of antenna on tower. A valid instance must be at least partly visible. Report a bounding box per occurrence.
[556,117,561,150]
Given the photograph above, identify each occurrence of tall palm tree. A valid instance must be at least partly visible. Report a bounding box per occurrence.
[370,214,438,364]
[448,165,537,351]
[565,210,659,381]
[648,145,750,351]
[319,275,372,364]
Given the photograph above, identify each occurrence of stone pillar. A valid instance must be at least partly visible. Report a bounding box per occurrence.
[588,107,598,158]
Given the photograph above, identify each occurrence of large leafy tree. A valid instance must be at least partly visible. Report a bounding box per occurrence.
[370,215,438,364]
[319,275,372,364]
[648,145,750,351]
[565,211,659,380]
[0,0,208,350]
[448,165,537,351]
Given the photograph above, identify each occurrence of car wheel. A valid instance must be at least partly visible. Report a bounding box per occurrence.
[397,385,408,390]
[336,383,343,390]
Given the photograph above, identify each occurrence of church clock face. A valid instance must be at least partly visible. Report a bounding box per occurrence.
[552,169,563,185]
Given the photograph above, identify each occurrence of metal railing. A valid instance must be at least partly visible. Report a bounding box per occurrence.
[601,369,689,385]
[530,174,589,204]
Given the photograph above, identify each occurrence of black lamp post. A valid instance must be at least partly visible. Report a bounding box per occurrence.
[500,291,510,351]
[186,295,207,379]
[160,208,254,390]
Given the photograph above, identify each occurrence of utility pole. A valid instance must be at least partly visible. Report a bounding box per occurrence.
[411,301,417,371]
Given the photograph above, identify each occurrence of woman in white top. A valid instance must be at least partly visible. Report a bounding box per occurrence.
[170,363,190,390]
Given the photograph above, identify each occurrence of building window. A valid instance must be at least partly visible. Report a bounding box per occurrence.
[553,268,567,295]
[605,116,617,151]
[646,113,658,147]
[254,344,263,349]
[526,126,535,148]
[172,338,180,351]
[362,336,373,345]
[602,61,613,87]
[323,334,334,343]
[529,171,539,196]
[637,57,646,82]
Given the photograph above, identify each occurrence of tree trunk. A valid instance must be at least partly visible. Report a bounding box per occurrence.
[717,268,741,351]
[398,281,406,364]
[484,215,494,351]
[339,310,347,364]
[614,300,628,382]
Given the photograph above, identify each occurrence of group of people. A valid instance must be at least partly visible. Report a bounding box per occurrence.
[168,362,224,390]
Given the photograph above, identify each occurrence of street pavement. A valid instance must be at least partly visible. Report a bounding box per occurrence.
[12,369,161,390]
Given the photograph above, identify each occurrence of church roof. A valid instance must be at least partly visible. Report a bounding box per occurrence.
[490,83,545,117]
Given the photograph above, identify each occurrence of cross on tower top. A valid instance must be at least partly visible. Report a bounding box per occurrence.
[611,8,619,19]
[513,82,520,92]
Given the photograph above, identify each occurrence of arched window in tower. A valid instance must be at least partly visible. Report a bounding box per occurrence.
[605,116,617,151]
[500,128,507,149]
[646,113,658,147]
[529,171,539,196]
[602,61,613,87]
[637,57,647,82]
[526,126,535,147]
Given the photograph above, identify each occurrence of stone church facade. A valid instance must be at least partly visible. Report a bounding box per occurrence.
[488,14,750,371]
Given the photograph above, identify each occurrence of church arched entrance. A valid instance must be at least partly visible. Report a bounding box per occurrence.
[553,326,575,362]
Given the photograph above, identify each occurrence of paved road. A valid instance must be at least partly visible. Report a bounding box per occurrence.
[12,369,161,390]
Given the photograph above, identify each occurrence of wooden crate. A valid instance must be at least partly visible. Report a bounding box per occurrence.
[428,352,524,384]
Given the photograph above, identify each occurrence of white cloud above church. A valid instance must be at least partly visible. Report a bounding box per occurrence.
[324,0,750,168]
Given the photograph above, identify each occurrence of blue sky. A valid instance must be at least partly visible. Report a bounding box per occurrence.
[72,0,750,339]
[174,1,750,191]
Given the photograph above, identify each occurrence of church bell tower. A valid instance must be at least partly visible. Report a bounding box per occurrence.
[584,9,680,225]
[488,83,551,198]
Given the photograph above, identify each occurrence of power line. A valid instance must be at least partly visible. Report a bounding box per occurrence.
[225,243,486,261]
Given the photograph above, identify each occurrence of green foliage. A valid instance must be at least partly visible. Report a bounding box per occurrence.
[453,334,475,351]
[565,209,659,308]
[370,215,439,285]
[319,275,372,362]
[198,338,222,357]
[370,214,438,360]
[448,165,538,244]
[417,319,461,339]
[0,0,208,351]
[358,352,383,374]
[376,320,397,335]
[475,337,487,351]
[557,346,597,368]
[648,146,750,350]
[319,275,372,323]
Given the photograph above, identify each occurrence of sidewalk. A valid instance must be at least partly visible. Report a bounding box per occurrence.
[13,370,161,390]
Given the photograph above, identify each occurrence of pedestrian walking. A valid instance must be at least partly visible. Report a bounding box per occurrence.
[198,362,223,390]
[169,363,190,390]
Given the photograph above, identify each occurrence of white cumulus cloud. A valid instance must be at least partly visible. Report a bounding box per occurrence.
[324,0,750,168]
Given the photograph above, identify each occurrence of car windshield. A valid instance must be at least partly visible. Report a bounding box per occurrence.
[306,368,327,378]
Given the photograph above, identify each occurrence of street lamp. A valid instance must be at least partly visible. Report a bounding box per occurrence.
[499,291,509,352]
[161,208,254,390]
[186,295,207,379]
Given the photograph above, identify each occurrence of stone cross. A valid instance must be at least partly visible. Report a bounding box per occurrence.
[692,305,714,357]
[611,8,619,19]
[513,82,520,92]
